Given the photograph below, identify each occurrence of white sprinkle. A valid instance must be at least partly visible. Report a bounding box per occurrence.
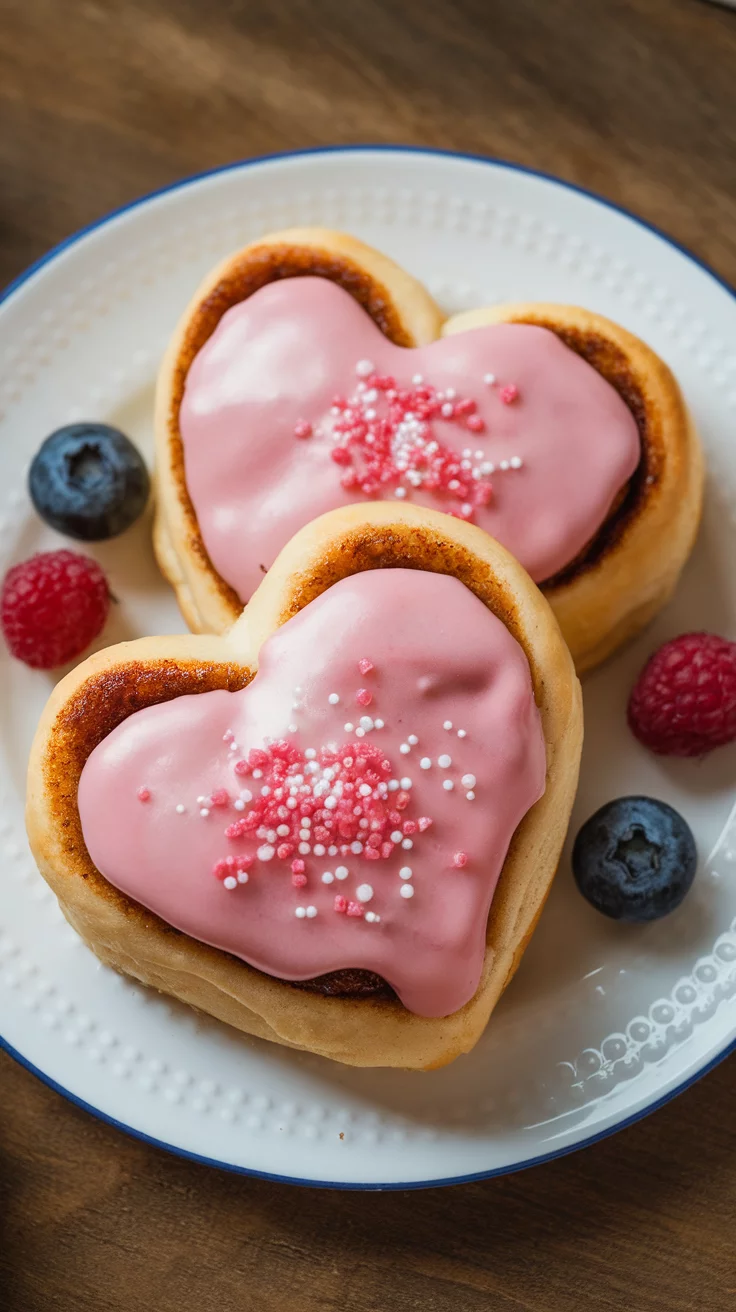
[394,487,407,499]
[325,796,338,810]
[260,785,271,796]
[305,748,316,759]
[445,387,456,399]
[252,769,263,779]
[390,830,403,843]
[420,757,432,770]
[441,402,453,418]
[448,479,460,491]
[400,884,414,899]
[313,844,326,856]
[328,845,338,856]
[287,797,298,809]
[350,841,364,855]
[443,780,454,792]
[356,358,374,377]
[457,729,467,738]
[408,734,418,745]
[374,718,384,729]
[175,804,186,814]
[356,883,374,903]
[229,742,238,752]
[240,789,252,802]
[359,784,372,797]
[399,867,413,880]
[359,716,374,730]
[292,701,300,711]
[223,876,238,890]
[299,830,310,841]
[335,866,349,880]
[475,449,484,460]
[322,871,334,884]
[461,773,477,789]
[328,693,340,705]
[306,906,318,919]
[466,791,476,800]
[443,720,453,731]
[500,459,509,471]
[197,795,206,804]
[344,722,354,733]
[365,912,381,924]
[298,842,311,855]
[295,907,307,919]
[288,724,297,733]
[355,727,365,738]
[438,754,452,768]
[461,503,472,516]
[200,808,210,818]
[510,456,523,469]
[400,777,412,790]
[484,372,496,385]
[257,844,275,861]
[412,372,424,384]
[277,824,290,836]
[402,838,413,850]
[399,743,411,754]
[364,408,377,420]
[233,799,244,811]
[237,870,249,884]
[388,779,400,791]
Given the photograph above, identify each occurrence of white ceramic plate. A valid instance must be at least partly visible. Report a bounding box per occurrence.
[1,147,735,1189]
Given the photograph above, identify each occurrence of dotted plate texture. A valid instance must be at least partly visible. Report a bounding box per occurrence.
[0,149,735,1187]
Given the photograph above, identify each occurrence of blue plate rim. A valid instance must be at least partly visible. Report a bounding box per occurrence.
[1,143,734,1190]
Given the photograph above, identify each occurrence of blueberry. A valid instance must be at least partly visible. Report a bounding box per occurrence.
[29,423,150,541]
[572,796,697,922]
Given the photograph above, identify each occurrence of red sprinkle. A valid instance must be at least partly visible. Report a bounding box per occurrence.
[452,851,469,868]
[499,384,519,405]
[314,375,501,521]
[210,788,229,808]
[356,688,373,707]
[334,895,348,913]
[211,740,433,894]
[346,901,364,918]
[358,658,374,676]
[294,420,312,439]
[137,787,150,803]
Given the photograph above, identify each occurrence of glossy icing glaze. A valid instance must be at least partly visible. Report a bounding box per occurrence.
[78,570,546,1018]
[180,278,640,599]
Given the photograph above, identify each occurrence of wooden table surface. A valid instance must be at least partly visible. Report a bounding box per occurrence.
[1,1,735,1308]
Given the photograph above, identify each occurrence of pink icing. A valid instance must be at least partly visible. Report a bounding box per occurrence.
[78,570,546,1018]
[180,277,640,599]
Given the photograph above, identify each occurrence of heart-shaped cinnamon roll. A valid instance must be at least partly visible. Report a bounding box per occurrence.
[154,228,702,672]
[27,504,582,1069]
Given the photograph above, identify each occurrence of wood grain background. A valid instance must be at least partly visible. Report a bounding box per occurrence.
[1,1,735,1308]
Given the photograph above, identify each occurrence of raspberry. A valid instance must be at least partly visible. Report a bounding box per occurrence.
[1,550,110,669]
[628,632,736,757]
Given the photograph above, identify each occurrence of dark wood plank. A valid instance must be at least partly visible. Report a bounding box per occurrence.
[1,1,735,1308]
[1,1048,734,1312]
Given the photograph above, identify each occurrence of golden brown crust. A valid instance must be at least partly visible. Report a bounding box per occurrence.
[27,503,583,1070]
[154,231,703,671]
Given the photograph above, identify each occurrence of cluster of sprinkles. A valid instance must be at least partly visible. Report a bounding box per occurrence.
[136,660,480,926]
[294,360,524,521]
